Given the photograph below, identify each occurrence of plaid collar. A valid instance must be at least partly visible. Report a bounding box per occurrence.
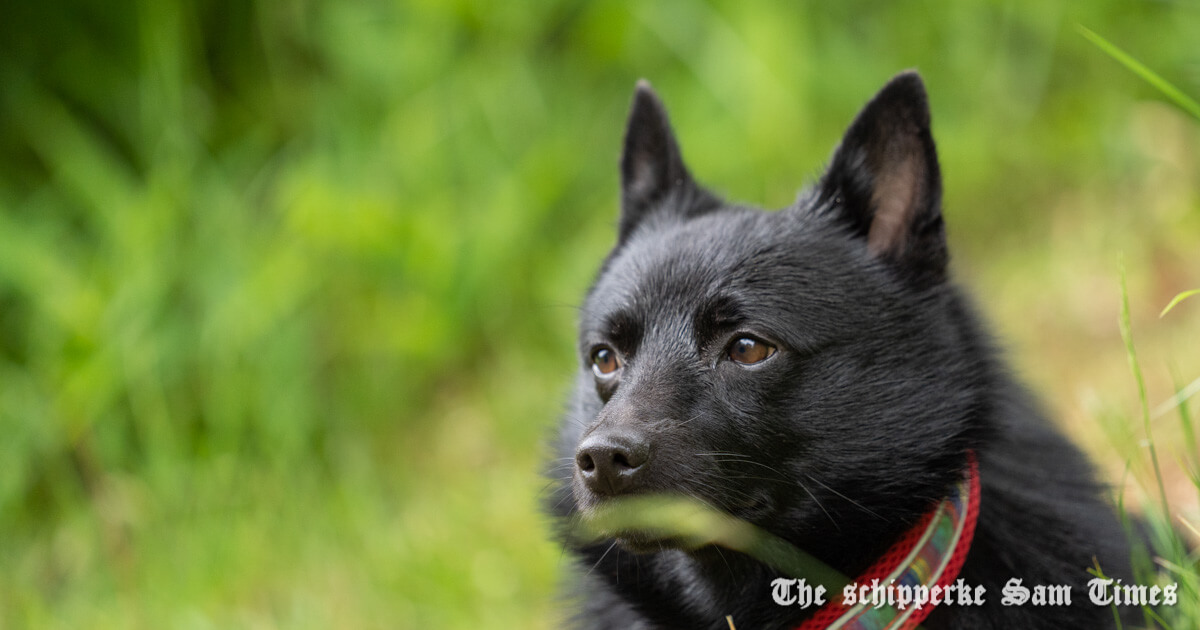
[795,451,981,630]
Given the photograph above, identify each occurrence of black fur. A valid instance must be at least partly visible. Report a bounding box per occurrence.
[547,72,1133,629]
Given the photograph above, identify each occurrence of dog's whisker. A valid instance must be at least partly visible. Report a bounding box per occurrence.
[550,489,577,512]
[535,477,572,499]
[803,473,886,522]
[687,477,761,508]
[710,458,790,480]
[713,545,735,580]
[793,477,840,532]
[614,547,620,585]
[585,540,619,578]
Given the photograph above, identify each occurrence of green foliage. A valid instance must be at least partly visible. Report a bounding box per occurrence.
[0,1,1197,628]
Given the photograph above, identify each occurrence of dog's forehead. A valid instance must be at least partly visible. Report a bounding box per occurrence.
[586,208,837,321]
[610,211,767,290]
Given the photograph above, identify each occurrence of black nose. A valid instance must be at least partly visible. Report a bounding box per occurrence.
[575,431,650,496]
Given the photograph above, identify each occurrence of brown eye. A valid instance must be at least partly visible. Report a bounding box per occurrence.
[728,337,775,365]
[591,346,621,377]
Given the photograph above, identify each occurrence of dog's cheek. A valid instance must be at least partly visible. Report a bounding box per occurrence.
[710,359,815,442]
[707,367,774,422]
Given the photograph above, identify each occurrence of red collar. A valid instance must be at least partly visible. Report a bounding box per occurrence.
[795,451,981,630]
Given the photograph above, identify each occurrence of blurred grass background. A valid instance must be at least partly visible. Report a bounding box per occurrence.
[1,1,1198,628]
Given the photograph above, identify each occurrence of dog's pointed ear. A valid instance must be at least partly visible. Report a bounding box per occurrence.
[818,72,947,287]
[619,80,693,242]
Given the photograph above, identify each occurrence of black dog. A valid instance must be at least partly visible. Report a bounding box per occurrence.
[548,72,1134,629]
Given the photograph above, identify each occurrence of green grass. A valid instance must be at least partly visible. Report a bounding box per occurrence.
[1111,277,1200,629]
[1,1,1198,628]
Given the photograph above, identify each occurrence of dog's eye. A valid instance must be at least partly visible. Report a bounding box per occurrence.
[591,346,621,377]
[728,337,775,365]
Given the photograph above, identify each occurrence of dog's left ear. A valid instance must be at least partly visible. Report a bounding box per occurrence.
[618,80,694,243]
[818,71,947,287]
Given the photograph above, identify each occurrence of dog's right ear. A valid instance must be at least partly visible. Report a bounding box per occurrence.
[618,80,694,242]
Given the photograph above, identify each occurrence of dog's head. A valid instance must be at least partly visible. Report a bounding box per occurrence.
[562,73,988,557]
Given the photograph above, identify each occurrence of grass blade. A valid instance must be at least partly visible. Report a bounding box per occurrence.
[570,494,849,590]
[1160,289,1200,318]
[1076,24,1200,122]
[1118,261,1171,519]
